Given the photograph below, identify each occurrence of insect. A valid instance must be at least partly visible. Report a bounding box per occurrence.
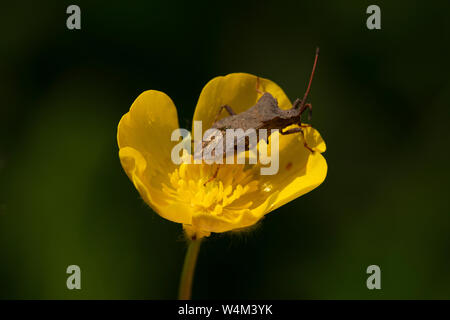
[198,48,320,184]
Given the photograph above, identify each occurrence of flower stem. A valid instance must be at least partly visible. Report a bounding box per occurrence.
[178,237,202,300]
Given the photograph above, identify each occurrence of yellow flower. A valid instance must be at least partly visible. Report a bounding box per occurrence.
[117,73,327,239]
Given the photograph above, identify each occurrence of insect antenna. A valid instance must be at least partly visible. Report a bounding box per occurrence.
[297,47,319,113]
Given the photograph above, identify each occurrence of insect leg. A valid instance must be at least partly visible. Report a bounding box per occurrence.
[300,103,312,121]
[292,98,302,109]
[213,105,236,123]
[222,105,236,115]
[280,127,314,153]
[203,165,220,186]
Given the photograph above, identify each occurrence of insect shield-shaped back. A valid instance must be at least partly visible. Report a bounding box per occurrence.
[194,127,259,165]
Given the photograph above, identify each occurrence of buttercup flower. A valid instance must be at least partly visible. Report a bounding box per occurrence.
[117,73,327,240]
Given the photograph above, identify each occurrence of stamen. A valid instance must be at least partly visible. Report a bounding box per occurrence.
[162,158,261,218]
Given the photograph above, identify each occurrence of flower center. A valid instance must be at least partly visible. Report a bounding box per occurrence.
[162,161,259,217]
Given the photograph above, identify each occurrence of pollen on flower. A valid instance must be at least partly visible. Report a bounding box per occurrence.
[162,159,260,219]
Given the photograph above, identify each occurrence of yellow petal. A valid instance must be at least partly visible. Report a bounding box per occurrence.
[188,192,278,233]
[117,90,192,224]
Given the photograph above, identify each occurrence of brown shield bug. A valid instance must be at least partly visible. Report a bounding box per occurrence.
[196,48,320,183]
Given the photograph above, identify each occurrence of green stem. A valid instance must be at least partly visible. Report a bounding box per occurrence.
[178,237,202,300]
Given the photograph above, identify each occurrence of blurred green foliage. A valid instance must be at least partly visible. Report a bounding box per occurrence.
[1,0,449,299]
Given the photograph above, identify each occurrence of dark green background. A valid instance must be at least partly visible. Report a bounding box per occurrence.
[1,1,449,299]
